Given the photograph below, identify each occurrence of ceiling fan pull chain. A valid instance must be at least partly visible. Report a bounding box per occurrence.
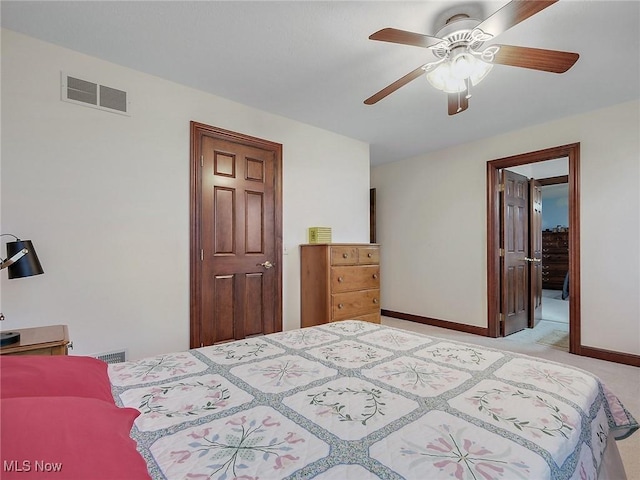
[465,78,472,99]
[457,91,462,113]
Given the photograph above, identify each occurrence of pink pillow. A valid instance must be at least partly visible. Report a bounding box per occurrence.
[1,396,150,479]
[0,355,114,403]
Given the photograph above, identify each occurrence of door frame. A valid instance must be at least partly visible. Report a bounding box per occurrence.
[487,143,581,354]
[189,121,283,348]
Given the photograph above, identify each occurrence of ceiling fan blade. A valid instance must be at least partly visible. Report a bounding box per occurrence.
[486,44,579,73]
[369,28,444,49]
[448,90,469,116]
[475,0,558,38]
[364,66,425,105]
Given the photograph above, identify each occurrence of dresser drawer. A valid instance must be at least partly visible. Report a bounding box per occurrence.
[357,247,379,265]
[542,264,568,274]
[335,312,381,324]
[331,265,380,293]
[331,246,359,265]
[542,253,569,263]
[332,289,380,320]
[330,245,380,265]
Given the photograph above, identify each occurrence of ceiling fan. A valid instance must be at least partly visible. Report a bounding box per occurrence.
[364,0,579,115]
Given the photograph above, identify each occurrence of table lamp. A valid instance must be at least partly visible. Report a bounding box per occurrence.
[0,234,44,346]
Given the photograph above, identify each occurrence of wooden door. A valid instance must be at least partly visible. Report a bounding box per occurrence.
[529,179,543,328]
[501,169,529,336]
[190,122,282,347]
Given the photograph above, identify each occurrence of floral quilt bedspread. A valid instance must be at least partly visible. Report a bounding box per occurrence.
[108,321,637,480]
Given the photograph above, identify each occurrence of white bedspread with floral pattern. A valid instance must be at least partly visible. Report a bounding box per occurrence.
[108,321,637,480]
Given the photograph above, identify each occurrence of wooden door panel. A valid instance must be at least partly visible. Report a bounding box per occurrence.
[246,157,264,181]
[214,151,236,177]
[204,275,235,344]
[214,187,235,254]
[245,191,264,254]
[505,207,526,253]
[245,273,264,336]
[505,265,527,314]
[191,122,282,348]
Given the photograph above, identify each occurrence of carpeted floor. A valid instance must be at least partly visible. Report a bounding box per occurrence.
[536,329,570,350]
[382,316,640,480]
[507,289,570,350]
[541,288,570,324]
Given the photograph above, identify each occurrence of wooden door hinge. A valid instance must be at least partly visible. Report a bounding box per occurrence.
[201,155,204,167]
[499,248,505,257]
[499,183,505,192]
[200,249,204,261]
[499,313,505,323]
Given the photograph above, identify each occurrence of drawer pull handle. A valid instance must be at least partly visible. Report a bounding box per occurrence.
[338,303,344,309]
[373,298,378,304]
[372,274,378,279]
[338,276,344,282]
[367,253,373,257]
[342,253,348,258]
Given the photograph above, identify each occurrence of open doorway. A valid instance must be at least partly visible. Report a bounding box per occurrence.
[486,143,581,355]
[505,162,570,350]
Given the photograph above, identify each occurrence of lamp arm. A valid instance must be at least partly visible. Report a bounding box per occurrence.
[0,233,20,241]
[0,248,28,270]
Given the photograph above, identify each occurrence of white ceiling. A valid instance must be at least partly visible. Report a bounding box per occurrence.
[2,1,639,166]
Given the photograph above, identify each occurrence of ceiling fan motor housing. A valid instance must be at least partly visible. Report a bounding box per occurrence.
[431,15,486,60]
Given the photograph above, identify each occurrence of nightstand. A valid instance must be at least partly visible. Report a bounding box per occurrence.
[0,325,70,356]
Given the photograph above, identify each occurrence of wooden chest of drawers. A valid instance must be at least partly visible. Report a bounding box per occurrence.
[542,231,569,290]
[300,244,380,327]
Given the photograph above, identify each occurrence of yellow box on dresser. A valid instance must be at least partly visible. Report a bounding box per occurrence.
[307,227,332,244]
[300,243,380,327]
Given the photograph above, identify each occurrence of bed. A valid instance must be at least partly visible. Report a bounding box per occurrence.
[1,320,637,479]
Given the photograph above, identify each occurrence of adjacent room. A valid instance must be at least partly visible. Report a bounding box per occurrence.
[1,1,638,479]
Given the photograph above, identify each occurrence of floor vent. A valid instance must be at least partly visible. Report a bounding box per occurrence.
[94,349,127,364]
[61,72,130,115]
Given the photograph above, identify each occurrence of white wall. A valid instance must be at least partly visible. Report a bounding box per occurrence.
[508,158,568,179]
[371,99,640,356]
[0,29,370,360]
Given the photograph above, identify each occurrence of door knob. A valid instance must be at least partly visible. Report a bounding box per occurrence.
[257,260,275,269]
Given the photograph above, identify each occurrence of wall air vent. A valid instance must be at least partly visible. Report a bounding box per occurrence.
[61,72,131,115]
[93,349,127,364]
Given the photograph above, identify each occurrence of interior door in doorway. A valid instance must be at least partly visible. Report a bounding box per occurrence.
[529,179,543,327]
[501,169,530,336]
[191,123,282,347]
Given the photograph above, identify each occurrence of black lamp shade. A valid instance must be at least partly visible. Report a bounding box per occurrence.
[6,240,44,279]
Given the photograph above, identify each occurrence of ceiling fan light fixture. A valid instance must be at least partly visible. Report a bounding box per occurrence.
[426,52,493,94]
[451,53,473,79]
